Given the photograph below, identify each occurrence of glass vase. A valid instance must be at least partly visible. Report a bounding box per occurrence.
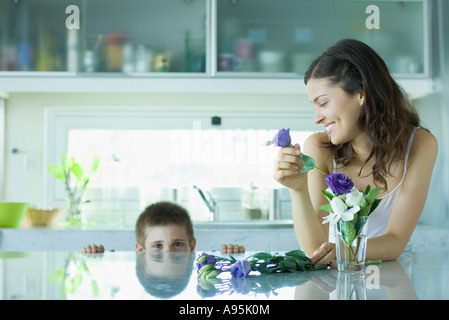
[65,191,87,225]
[336,271,366,300]
[335,216,369,272]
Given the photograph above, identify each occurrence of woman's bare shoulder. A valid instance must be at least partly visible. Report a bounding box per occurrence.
[304,132,333,172]
[409,128,438,165]
[304,132,329,153]
[413,128,438,154]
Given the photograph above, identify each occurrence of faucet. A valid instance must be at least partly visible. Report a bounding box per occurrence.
[193,185,218,221]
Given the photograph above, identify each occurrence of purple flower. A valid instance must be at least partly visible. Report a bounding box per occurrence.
[271,128,292,147]
[325,172,354,195]
[230,260,252,278]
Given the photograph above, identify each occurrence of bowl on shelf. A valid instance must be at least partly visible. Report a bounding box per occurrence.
[26,208,62,227]
[0,202,29,228]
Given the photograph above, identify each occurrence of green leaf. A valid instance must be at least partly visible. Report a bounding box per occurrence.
[318,203,333,213]
[321,189,335,201]
[285,250,307,259]
[91,280,100,298]
[71,163,84,181]
[365,187,381,204]
[46,268,65,284]
[299,154,315,166]
[301,165,315,173]
[252,252,272,260]
[91,155,100,172]
[340,221,356,245]
[280,258,297,271]
[364,185,371,194]
[65,156,75,170]
[47,164,65,181]
[313,263,328,270]
[370,198,381,214]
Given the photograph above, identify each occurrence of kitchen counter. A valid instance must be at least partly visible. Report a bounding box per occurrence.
[1,250,448,301]
[1,223,448,253]
[0,221,299,252]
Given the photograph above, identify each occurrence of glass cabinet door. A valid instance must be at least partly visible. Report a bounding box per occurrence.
[215,0,427,77]
[0,0,208,74]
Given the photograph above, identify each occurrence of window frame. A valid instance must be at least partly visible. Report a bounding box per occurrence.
[44,105,318,209]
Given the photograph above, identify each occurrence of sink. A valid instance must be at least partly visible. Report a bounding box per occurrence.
[193,219,293,229]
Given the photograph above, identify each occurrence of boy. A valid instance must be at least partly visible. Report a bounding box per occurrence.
[81,201,245,254]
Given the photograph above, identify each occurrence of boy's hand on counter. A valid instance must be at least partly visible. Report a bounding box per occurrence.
[221,244,245,254]
[81,244,105,254]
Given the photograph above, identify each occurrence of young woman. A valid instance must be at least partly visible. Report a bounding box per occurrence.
[274,39,437,268]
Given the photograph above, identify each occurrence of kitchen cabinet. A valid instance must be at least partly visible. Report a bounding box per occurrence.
[215,0,429,77]
[0,0,433,95]
[0,0,207,74]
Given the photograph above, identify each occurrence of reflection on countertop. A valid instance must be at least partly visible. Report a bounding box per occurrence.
[1,250,448,300]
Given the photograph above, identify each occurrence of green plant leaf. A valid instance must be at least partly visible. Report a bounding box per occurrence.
[370,198,381,214]
[321,189,335,201]
[365,187,381,204]
[65,156,75,170]
[46,268,65,284]
[285,250,307,259]
[47,164,65,181]
[299,154,315,166]
[71,162,84,181]
[252,252,272,260]
[319,203,333,213]
[301,164,315,173]
[91,155,100,172]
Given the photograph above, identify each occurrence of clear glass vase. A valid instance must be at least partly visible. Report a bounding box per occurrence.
[65,191,87,225]
[335,216,369,272]
[336,271,366,300]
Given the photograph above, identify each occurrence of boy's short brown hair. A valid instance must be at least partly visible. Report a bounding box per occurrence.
[135,201,195,248]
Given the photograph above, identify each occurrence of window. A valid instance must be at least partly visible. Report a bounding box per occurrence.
[45,106,318,226]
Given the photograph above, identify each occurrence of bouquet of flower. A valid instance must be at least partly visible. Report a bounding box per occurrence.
[267,128,382,269]
[196,248,326,282]
[319,172,381,239]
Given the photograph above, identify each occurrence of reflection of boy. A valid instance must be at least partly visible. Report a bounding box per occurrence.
[135,251,194,299]
[81,201,245,253]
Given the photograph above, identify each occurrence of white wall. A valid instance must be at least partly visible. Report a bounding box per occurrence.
[3,90,447,228]
[2,92,310,206]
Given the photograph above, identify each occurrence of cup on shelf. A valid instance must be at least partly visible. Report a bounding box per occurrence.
[258,51,285,72]
[218,53,241,71]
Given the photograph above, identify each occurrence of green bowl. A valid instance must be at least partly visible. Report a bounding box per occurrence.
[0,202,29,228]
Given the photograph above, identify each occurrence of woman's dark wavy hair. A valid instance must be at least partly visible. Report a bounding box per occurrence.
[304,39,420,190]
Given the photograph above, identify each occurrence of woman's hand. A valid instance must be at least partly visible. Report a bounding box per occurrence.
[310,242,337,269]
[273,144,307,192]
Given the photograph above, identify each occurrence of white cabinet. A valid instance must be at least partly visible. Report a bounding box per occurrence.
[0,0,433,95]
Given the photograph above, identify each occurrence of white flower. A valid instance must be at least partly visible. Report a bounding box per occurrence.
[345,188,365,207]
[322,196,360,225]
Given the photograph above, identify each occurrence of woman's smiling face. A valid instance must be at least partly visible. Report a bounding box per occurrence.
[307,78,365,145]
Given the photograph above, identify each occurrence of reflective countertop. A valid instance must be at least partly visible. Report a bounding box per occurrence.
[1,250,448,300]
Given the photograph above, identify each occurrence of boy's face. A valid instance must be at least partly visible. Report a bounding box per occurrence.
[136,224,196,253]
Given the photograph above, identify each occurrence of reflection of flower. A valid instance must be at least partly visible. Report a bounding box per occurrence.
[231,260,251,278]
[325,172,354,195]
[196,264,322,299]
[196,253,216,272]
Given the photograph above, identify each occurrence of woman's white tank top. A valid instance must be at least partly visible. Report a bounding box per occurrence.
[328,127,419,250]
